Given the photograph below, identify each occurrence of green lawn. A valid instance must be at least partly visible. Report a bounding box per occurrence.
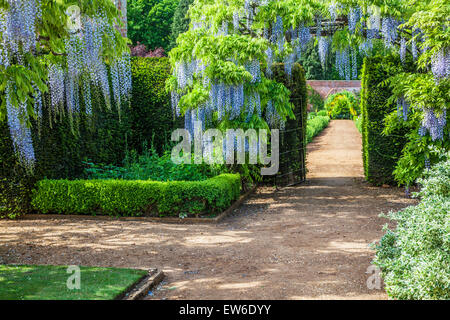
[0,265,147,300]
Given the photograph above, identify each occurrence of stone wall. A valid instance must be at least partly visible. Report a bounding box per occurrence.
[307,80,361,99]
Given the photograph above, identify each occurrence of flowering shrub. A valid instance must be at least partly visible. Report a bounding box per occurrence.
[324,91,359,119]
[373,153,450,299]
[130,42,166,57]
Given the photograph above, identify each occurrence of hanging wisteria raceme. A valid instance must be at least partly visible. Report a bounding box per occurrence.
[422,108,446,141]
[397,97,409,121]
[247,59,261,83]
[5,83,35,169]
[359,40,372,57]
[328,1,338,23]
[0,3,132,168]
[348,7,360,34]
[48,64,65,114]
[336,48,352,80]
[4,0,41,56]
[297,25,311,50]
[431,48,449,83]
[266,47,273,77]
[399,37,407,63]
[284,53,295,79]
[368,6,381,34]
[318,37,330,68]
[351,48,358,80]
[381,17,399,49]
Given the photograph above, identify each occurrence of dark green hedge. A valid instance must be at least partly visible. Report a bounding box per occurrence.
[1,57,176,217]
[31,174,240,217]
[270,63,307,185]
[129,57,177,155]
[360,55,412,185]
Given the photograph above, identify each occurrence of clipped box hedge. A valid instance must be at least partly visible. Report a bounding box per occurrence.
[31,174,241,218]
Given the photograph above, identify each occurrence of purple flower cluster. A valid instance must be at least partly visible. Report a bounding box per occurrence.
[397,97,409,121]
[348,7,361,34]
[422,109,446,141]
[431,48,449,83]
[399,38,407,63]
[6,83,35,169]
[336,48,352,80]
[381,17,399,49]
[318,37,330,68]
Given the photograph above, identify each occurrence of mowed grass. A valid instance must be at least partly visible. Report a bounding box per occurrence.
[0,265,147,300]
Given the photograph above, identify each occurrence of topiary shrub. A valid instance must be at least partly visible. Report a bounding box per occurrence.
[31,174,241,218]
[324,91,359,119]
[373,154,450,299]
[360,55,412,185]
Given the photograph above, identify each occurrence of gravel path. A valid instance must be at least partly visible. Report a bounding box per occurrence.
[0,120,415,299]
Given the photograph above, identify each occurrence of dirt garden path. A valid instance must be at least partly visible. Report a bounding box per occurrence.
[0,120,416,299]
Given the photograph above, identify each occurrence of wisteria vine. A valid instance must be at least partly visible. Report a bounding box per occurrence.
[0,1,132,169]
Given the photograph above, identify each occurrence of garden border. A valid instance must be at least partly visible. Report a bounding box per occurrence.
[22,185,257,224]
[116,268,165,300]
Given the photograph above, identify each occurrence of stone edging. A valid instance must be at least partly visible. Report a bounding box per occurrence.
[115,268,165,300]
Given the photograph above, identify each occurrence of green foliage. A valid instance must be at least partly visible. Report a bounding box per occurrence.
[129,57,177,155]
[271,63,307,183]
[83,147,220,182]
[383,106,450,187]
[31,174,241,218]
[0,0,128,119]
[127,0,179,50]
[169,0,193,50]
[298,40,340,80]
[306,113,330,143]
[373,154,450,300]
[325,91,359,119]
[307,85,325,113]
[360,55,412,186]
[0,265,147,300]
[1,57,176,217]
[0,178,32,219]
[354,115,362,133]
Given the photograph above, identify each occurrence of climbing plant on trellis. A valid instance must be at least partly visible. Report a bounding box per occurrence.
[0,0,132,170]
[168,0,448,182]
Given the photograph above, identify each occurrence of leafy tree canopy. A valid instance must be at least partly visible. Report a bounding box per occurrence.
[127,0,179,50]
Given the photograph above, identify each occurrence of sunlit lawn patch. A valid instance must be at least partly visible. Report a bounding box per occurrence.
[0,265,147,300]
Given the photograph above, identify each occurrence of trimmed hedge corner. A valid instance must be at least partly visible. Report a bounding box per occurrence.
[31,174,241,218]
